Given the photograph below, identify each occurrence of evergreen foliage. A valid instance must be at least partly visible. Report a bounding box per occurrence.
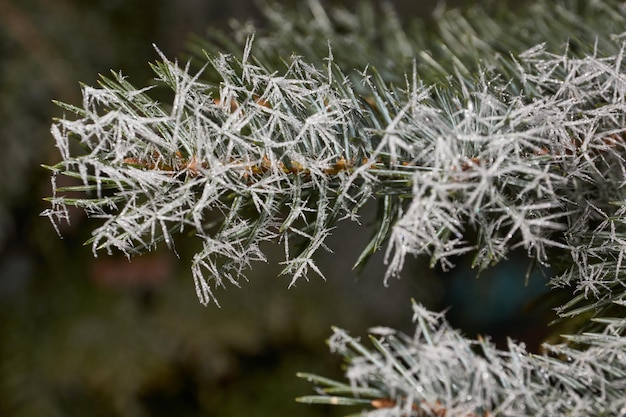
[44,0,626,415]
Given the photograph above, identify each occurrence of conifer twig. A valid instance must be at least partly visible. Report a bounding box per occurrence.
[44,0,626,415]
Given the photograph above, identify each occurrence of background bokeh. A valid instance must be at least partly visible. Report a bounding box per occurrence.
[0,1,546,416]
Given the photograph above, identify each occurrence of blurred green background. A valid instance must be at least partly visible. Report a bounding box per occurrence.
[0,1,546,416]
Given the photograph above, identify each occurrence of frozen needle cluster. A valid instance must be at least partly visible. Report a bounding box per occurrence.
[44,0,626,415]
[299,301,626,416]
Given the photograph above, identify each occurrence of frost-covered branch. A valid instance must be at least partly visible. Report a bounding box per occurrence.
[45,34,626,305]
[298,301,626,416]
[43,0,626,415]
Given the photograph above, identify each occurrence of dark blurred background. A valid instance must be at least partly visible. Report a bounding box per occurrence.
[0,1,548,416]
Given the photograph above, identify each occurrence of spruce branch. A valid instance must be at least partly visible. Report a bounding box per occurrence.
[45,30,626,304]
[298,300,626,416]
[43,0,626,415]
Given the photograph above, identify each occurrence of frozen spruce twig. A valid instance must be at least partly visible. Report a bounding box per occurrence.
[45,35,626,304]
[297,300,626,416]
[44,0,626,415]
